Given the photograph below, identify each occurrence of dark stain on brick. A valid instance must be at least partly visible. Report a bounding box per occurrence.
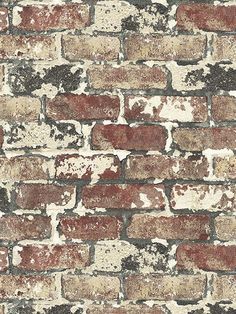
[44,304,83,314]
[122,15,140,31]
[188,303,236,314]
[0,188,10,212]
[121,254,140,271]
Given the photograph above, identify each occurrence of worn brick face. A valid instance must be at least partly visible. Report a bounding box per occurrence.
[86,305,165,314]
[0,7,8,31]
[212,96,236,121]
[0,247,8,272]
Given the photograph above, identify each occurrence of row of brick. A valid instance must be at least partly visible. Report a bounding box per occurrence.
[0,34,235,62]
[1,3,236,33]
[3,183,236,211]
[0,273,233,301]
[0,213,233,242]
[1,94,236,123]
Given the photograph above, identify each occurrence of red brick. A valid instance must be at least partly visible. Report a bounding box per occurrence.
[125,96,207,122]
[177,244,236,271]
[212,35,236,62]
[92,124,167,151]
[0,156,50,181]
[0,247,8,272]
[176,4,236,32]
[0,35,56,60]
[212,96,236,121]
[124,34,206,61]
[0,128,4,148]
[86,304,165,314]
[13,4,90,31]
[212,275,236,301]
[215,216,236,241]
[0,65,4,93]
[0,215,51,241]
[88,65,167,89]
[55,154,121,181]
[60,216,122,241]
[15,183,76,210]
[46,94,120,121]
[82,184,165,210]
[124,274,206,301]
[62,275,120,301]
[173,127,236,151]
[0,275,56,300]
[63,35,120,61]
[171,184,236,212]
[13,244,90,271]
[0,7,8,31]
[125,155,208,180]
[127,214,210,240]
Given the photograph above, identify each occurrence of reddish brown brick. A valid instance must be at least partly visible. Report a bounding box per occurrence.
[212,36,236,62]
[177,244,236,271]
[15,184,76,210]
[0,65,4,93]
[60,216,122,241]
[0,7,8,31]
[0,275,56,299]
[13,4,90,31]
[88,65,167,89]
[86,304,165,314]
[212,275,236,301]
[13,244,90,271]
[125,96,207,122]
[124,275,206,301]
[173,127,236,151]
[176,4,236,32]
[171,184,236,212]
[124,34,206,61]
[212,96,236,121]
[47,94,120,121]
[92,124,167,151]
[127,214,210,240]
[0,215,51,241]
[0,35,56,60]
[62,275,120,301]
[0,247,8,272]
[125,155,208,180]
[63,35,120,61]
[215,216,236,241]
[81,184,165,210]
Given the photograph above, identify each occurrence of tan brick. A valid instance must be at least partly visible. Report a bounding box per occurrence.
[0,247,8,272]
[212,275,236,301]
[86,304,165,314]
[214,156,236,179]
[215,216,236,241]
[212,35,236,62]
[63,35,120,61]
[124,34,206,61]
[62,275,120,301]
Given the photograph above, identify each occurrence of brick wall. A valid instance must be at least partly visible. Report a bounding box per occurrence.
[0,0,236,313]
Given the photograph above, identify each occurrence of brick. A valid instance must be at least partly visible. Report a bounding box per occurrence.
[0,156,50,181]
[0,275,56,300]
[212,275,236,301]
[0,35,56,60]
[13,244,90,271]
[212,36,236,62]
[124,34,206,61]
[176,4,236,32]
[13,4,90,31]
[0,7,8,31]
[62,275,120,301]
[127,214,210,240]
[0,247,8,272]
[0,215,51,241]
[125,155,208,180]
[81,184,165,210]
[0,96,40,122]
[46,94,120,121]
[215,216,236,241]
[63,35,120,61]
[88,65,167,90]
[55,154,121,181]
[171,184,236,212]
[86,304,165,314]
[177,244,236,271]
[0,305,4,314]
[92,124,167,151]
[60,216,122,241]
[92,241,168,273]
[173,127,236,151]
[124,96,207,122]
[15,183,76,210]
[124,275,205,301]
[214,156,236,179]
[0,188,9,212]
[0,65,4,92]
[212,96,236,121]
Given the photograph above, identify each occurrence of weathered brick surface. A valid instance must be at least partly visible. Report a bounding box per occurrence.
[215,216,236,241]
[214,156,236,179]
[0,65,4,92]
[86,304,165,314]
[212,96,236,121]
[212,36,236,62]
[0,7,8,31]
[212,275,236,301]
[0,247,8,272]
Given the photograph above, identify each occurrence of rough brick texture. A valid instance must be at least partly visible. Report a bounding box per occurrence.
[1,0,235,312]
